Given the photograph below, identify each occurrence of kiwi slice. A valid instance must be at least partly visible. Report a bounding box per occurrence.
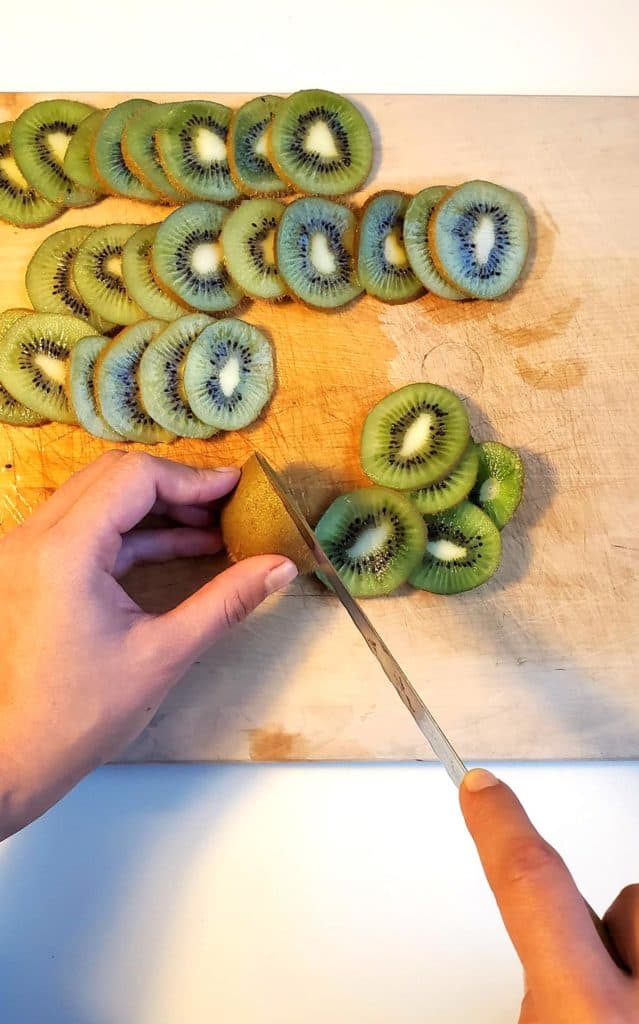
[11,99,98,207]
[26,225,115,333]
[96,320,175,444]
[0,309,46,426]
[68,334,123,441]
[0,312,92,424]
[63,109,108,194]
[357,191,423,303]
[404,187,466,300]
[138,313,217,439]
[91,99,158,202]
[121,102,187,204]
[0,122,63,228]
[73,224,145,326]
[156,101,239,203]
[276,196,361,308]
[270,89,373,196]
[411,442,479,516]
[361,383,470,491]
[221,453,316,574]
[409,501,501,594]
[122,224,188,320]
[183,318,274,430]
[228,95,288,196]
[471,441,524,529]
[429,180,529,299]
[220,198,286,301]
[314,487,426,597]
[152,202,243,313]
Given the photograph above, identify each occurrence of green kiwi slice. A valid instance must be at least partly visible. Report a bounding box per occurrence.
[121,102,187,204]
[122,224,188,320]
[361,383,470,491]
[26,225,115,333]
[276,196,362,308]
[0,122,63,228]
[63,109,108,194]
[314,487,426,597]
[404,187,466,300]
[0,309,46,425]
[471,441,524,528]
[183,318,274,430]
[220,198,286,300]
[96,320,175,444]
[157,101,239,203]
[11,99,98,207]
[270,89,373,196]
[411,442,479,515]
[0,312,93,423]
[139,313,217,439]
[429,180,529,299]
[91,99,158,202]
[357,191,423,303]
[409,501,501,594]
[152,202,244,313]
[228,95,288,196]
[68,334,123,441]
[73,224,145,326]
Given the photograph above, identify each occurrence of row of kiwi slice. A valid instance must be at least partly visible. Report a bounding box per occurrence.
[0,310,275,442]
[0,90,373,228]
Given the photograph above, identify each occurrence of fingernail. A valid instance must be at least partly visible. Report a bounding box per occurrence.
[463,768,500,792]
[265,560,298,595]
[211,465,239,474]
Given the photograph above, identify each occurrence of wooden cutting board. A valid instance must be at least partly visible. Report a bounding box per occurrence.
[1,93,638,762]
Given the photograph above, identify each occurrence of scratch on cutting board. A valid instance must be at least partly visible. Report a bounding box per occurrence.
[378,304,485,394]
[248,727,308,761]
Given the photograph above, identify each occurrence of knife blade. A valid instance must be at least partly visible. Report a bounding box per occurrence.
[254,451,468,787]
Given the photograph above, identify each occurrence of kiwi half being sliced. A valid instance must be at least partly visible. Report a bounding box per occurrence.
[357,191,423,303]
[0,312,92,423]
[91,99,158,202]
[11,99,98,207]
[0,122,63,228]
[96,319,175,444]
[183,318,274,430]
[157,101,239,203]
[228,95,288,196]
[121,102,187,204]
[404,187,466,300]
[314,487,426,597]
[270,90,373,197]
[139,313,217,439]
[361,383,470,491]
[221,452,316,574]
[73,224,145,326]
[429,180,529,299]
[63,109,108,194]
[26,225,114,333]
[152,202,244,313]
[411,442,479,515]
[276,196,362,308]
[471,441,524,529]
[409,501,502,594]
[122,224,188,320]
[68,334,123,441]
[220,198,286,301]
[0,309,46,425]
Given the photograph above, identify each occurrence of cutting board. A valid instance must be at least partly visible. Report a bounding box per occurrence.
[1,93,638,762]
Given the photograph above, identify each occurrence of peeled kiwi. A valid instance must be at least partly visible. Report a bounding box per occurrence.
[411,442,479,515]
[220,197,286,300]
[270,89,373,196]
[471,441,524,528]
[68,334,123,441]
[121,102,187,204]
[409,501,502,594]
[403,186,466,300]
[0,122,63,228]
[91,99,158,201]
[11,99,98,207]
[122,224,188,320]
[63,109,108,194]
[276,196,362,308]
[221,453,316,574]
[26,225,115,333]
[73,224,145,326]
[156,100,239,203]
[228,95,288,196]
[314,487,426,597]
[0,309,46,425]
[361,383,470,491]
[429,180,529,299]
[357,190,423,303]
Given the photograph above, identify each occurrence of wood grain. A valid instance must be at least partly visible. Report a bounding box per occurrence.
[1,94,638,762]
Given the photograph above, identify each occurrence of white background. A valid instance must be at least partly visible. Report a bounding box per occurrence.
[1,4,639,1022]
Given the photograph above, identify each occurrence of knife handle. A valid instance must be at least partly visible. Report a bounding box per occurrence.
[585,901,630,974]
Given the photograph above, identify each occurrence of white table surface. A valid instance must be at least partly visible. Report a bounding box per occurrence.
[2,4,639,1021]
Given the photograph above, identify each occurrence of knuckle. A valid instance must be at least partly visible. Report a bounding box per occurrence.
[223,590,251,628]
[123,450,154,475]
[99,449,127,467]
[503,837,562,887]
